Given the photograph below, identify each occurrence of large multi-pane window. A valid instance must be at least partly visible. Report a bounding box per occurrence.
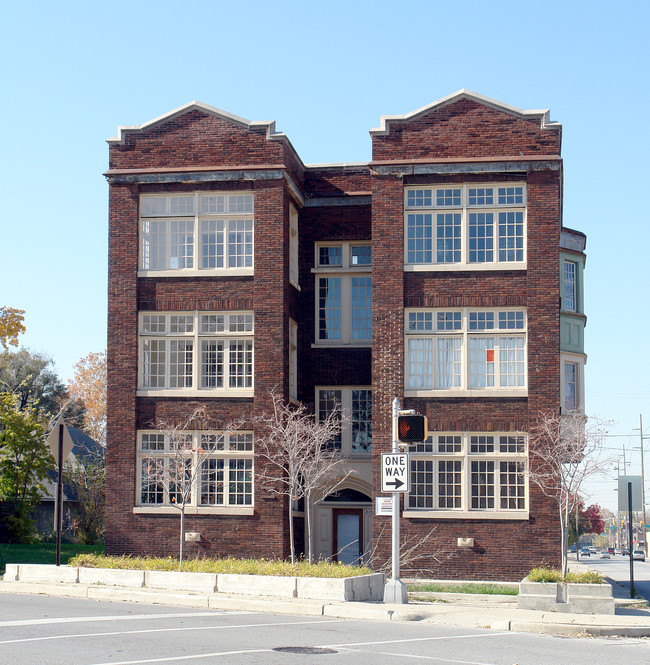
[289,203,299,288]
[137,430,253,512]
[315,242,372,345]
[140,193,253,275]
[406,433,527,518]
[405,184,526,269]
[316,387,372,455]
[139,311,253,396]
[405,308,527,395]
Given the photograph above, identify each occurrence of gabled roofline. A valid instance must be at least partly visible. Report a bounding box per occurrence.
[106,101,288,146]
[370,89,562,136]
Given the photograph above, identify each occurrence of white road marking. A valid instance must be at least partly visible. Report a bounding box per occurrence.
[0,618,342,645]
[338,646,503,665]
[88,649,273,665]
[0,611,244,627]
[320,632,509,648]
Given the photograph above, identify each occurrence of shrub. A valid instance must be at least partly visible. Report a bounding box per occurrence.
[68,553,373,578]
[527,567,603,584]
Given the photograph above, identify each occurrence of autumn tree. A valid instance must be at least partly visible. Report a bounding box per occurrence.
[0,307,25,350]
[254,391,353,564]
[528,411,612,576]
[0,392,53,541]
[67,351,107,445]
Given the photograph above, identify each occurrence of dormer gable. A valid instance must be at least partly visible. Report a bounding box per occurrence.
[370,89,562,162]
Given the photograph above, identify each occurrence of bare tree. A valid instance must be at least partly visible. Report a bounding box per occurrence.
[528,410,613,576]
[146,407,214,563]
[254,390,354,564]
[364,522,452,577]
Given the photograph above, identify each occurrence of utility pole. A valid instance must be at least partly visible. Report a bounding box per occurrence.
[640,415,647,559]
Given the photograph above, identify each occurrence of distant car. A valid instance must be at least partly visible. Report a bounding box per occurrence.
[600,552,611,559]
[580,548,591,556]
[608,548,615,555]
[632,550,645,561]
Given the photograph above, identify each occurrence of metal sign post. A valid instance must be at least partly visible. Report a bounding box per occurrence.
[383,398,409,604]
[46,420,74,567]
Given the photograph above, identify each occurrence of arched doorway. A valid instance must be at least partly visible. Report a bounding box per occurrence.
[311,484,372,565]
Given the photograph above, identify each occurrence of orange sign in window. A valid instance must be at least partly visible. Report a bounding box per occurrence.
[486,349,495,362]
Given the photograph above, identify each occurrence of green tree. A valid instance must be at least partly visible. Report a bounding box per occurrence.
[0,392,54,541]
[0,348,67,417]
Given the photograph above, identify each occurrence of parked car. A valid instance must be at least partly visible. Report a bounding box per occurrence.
[632,550,645,561]
[600,552,611,559]
[608,547,615,555]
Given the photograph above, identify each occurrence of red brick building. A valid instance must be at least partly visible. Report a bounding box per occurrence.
[105,90,583,580]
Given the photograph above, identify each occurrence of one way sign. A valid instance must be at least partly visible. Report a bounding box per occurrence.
[381,453,410,493]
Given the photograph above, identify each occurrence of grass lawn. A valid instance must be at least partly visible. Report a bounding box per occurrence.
[0,543,104,575]
[407,582,518,595]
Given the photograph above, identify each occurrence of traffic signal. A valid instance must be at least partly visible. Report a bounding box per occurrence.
[397,414,427,443]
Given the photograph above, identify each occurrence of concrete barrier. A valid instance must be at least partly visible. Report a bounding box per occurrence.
[4,563,386,602]
[3,564,384,602]
[78,568,146,588]
[217,573,297,598]
[518,580,614,614]
[18,564,79,584]
[146,571,217,593]
[297,574,385,601]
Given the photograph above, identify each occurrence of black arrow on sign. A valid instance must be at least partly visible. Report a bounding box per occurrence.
[385,478,404,490]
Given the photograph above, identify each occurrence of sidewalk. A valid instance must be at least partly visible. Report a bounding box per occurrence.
[1,574,648,638]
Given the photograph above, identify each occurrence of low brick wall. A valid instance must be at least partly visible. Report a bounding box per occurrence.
[3,564,385,602]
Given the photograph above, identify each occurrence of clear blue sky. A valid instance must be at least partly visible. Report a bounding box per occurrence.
[2,0,648,511]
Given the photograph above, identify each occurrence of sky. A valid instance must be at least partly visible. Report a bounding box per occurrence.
[2,0,648,512]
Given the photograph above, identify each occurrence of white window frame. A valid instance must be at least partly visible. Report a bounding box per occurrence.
[135,430,254,515]
[139,192,254,277]
[316,387,372,456]
[138,311,254,397]
[404,432,528,520]
[404,183,527,271]
[561,352,585,414]
[313,242,372,347]
[563,259,577,312]
[405,308,527,397]
[289,318,298,401]
[289,202,299,288]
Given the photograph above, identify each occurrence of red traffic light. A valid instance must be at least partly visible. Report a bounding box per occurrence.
[397,414,427,443]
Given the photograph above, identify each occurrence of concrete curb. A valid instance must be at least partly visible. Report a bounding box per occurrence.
[2,579,650,637]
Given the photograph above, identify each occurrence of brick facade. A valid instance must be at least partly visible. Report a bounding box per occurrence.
[105,91,579,579]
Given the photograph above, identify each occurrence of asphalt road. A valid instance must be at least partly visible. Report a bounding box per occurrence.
[0,593,649,665]
[577,554,650,600]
